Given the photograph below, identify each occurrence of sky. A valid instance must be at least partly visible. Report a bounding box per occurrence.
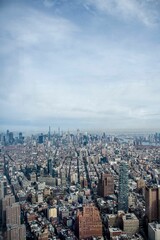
[0,0,160,132]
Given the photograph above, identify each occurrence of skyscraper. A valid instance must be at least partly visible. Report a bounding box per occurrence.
[47,159,53,176]
[118,161,129,212]
[38,133,44,144]
[0,178,7,226]
[6,202,21,225]
[2,195,15,227]
[48,126,51,141]
[0,180,4,199]
[97,173,114,197]
[7,224,26,240]
[145,185,160,223]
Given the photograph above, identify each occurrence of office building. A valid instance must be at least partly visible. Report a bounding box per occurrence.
[60,168,66,186]
[97,173,114,197]
[122,213,139,236]
[48,126,51,141]
[7,224,26,240]
[2,195,15,227]
[47,207,57,219]
[30,172,37,183]
[38,134,43,144]
[0,178,7,226]
[145,185,160,223]
[47,159,53,176]
[148,222,160,240]
[18,132,24,144]
[8,132,14,144]
[0,180,5,199]
[75,204,102,239]
[6,202,21,225]
[118,161,129,212]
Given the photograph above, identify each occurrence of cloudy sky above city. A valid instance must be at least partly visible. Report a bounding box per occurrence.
[1,0,160,132]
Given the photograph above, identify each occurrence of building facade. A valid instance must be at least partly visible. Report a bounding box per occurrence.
[97,173,114,197]
[6,202,21,225]
[118,161,129,212]
[148,222,160,240]
[145,185,160,223]
[47,159,53,176]
[122,213,139,236]
[7,224,26,240]
[75,204,102,239]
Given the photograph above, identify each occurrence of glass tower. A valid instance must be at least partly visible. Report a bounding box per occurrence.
[118,161,128,212]
[47,159,53,176]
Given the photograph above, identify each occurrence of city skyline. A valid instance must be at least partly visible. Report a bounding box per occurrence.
[1,0,160,131]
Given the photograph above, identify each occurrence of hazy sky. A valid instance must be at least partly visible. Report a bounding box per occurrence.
[1,0,160,132]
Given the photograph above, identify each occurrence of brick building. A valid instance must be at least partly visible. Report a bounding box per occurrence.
[75,204,102,239]
[145,185,160,223]
[97,173,114,197]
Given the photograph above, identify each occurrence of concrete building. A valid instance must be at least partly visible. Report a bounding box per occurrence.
[30,172,36,183]
[145,185,160,223]
[128,193,136,208]
[60,168,66,186]
[109,228,122,239]
[6,202,21,225]
[75,204,102,239]
[2,195,15,227]
[107,214,118,228]
[137,178,145,190]
[36,192,43,203]
[0,180,5,199]
[122,213,139,236]
[47,207,57,219]
[97,173,114,197]
[148,222,160,240]
[7,224,26,240]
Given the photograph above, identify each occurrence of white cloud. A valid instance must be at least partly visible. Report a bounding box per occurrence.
[0,0,160,130]
[85,0,160,26]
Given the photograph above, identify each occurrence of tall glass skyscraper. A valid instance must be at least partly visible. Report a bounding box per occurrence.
[47,159,53,176]
[118,161,128,212]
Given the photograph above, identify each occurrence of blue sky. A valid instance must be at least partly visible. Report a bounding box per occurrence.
[0,0,160,132]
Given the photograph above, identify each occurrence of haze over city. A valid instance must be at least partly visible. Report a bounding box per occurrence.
[1,0,160,131]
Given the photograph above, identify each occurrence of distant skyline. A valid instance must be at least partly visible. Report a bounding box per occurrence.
[1,0,160,131]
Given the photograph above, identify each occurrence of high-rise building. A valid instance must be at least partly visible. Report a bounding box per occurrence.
[8,132,14,144]
[0,178,7,226]
[2,195,15,227]
[118,161,129,212]
[0,178,7,199]
[145,185,160,223]
[0,181,4,200]
[7,224,26,240]
[30,172,37,183]
[148,222,160,240]
[122,213,139,236]
[97,173,114,197]
[60,168,66,186]
[6,202,21,225]
[47,207,57,219]
[75,204,102,239]
[47,159,52,176]
[38,134,44,144]
[48,126,51,141]
[18,132,24,144]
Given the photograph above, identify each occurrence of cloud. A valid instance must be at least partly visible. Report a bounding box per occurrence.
[0,0,160,130]
[85,0,160,26]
